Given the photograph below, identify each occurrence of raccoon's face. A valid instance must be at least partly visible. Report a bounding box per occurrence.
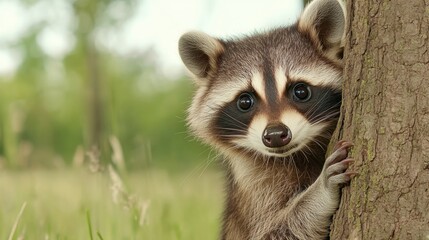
[179,0,346,160]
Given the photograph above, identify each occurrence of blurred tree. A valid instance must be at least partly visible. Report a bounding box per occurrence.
[71,0,137,150]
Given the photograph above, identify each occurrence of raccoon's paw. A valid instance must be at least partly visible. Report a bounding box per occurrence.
[322,140,356,193]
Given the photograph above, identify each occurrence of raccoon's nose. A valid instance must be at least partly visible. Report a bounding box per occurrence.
[262,123,292,148]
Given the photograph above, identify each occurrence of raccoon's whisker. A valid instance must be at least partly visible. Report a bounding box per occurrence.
[181,147,219,186]
[291,106,338,139]
[301,136,329,161]
[307,101,341,122]
[305,98,340,121]
[311,103,341,118]
[302,144,318,162]
[252,150,262,168]
[219,109,248,128]
[206,105,260,138]
[218,136,246,140]
[290,154,301,187]
[205,104,246,126]
[304,90,331,119]
[218,134,245,138]
[309,136,333,146]
[309,111,340,125]
[214,126,248,133]
[213,120,251,133]
[197,150,219,178]
[301,148,311,164]
[307,107,340,124]
[308,91,340,116]
[308,106,340,121]
[217,108,260,133]
[291,118,322,142]
[310,139,326,153]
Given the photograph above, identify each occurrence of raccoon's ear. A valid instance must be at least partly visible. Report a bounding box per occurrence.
[298,0,346,60]
[178,31,224,79]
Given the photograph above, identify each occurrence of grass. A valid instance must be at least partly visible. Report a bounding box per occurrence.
[0,168,223,240]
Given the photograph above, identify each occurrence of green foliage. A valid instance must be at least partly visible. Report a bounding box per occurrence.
[0,52,209,169]
[0,0,210,170]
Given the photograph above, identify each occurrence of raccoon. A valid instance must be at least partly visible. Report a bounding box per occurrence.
[179,0,355,239]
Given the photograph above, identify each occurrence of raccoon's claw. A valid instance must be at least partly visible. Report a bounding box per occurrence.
[326,158,354,177]
[333,140,348,150]
[326,141,353,166]
[322,141,355,191]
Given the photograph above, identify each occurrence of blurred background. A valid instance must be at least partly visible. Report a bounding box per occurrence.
[0,0,303,239]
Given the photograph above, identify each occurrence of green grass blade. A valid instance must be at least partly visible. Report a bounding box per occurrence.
[86,210,94,240]
[97,232,104,240]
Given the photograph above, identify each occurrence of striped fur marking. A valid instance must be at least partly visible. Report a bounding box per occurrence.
[274,67,287,101]
[251,71,266,103]
[289,65,342,89]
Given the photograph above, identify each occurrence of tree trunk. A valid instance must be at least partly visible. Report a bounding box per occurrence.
[85,40,104,148]
[330,0,429,239]
[74,0,106,150]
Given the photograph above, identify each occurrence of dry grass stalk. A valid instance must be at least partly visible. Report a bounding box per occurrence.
[109,136,125,171]
[72,145,85,167]
[86,147,103,173]
[108,165,150,226]
[108,165,127,205]
[7,202,27,240]
[138,200,150,226]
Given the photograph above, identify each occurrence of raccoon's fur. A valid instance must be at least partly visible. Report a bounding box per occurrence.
[179,0,355,239]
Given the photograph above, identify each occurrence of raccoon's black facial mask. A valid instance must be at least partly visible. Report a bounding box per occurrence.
[287,82,342,124]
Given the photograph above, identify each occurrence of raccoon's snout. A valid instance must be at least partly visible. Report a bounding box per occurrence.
[262,123,292,148]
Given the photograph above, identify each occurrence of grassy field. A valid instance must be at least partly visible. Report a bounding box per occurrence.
[0,168,223,240]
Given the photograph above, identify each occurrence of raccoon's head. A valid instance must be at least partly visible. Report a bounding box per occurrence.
[179,0,346,161]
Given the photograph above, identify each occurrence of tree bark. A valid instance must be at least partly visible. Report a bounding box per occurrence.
[330,0,429,239]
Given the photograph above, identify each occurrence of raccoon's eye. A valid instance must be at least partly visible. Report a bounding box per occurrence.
[293,83,312,102]
[237,93,254,112]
